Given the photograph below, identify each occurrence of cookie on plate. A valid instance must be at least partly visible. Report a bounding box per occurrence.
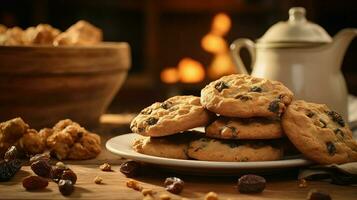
[282,100,357,164]
[205,117,283,140]
[200,74,294,118]
[132,131,201,160]
[187,137,283,162]
[130,95,214,137]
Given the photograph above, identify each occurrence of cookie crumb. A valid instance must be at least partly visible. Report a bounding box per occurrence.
[142,188,154,196]
[99,163,112,171]
[94,176,103,184]
[159,194,171,200]
[55,161,67,169]
[298,179,308,188]
[205,192,218,200]
[126,179,143,191]
[143,196,154,200]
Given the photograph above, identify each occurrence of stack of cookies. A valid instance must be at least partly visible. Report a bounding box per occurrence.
[130,74,357,164]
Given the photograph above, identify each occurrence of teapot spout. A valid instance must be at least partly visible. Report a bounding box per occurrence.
[329,28,357,69]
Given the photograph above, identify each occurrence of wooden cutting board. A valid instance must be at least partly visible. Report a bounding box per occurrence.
[1,165,356,200]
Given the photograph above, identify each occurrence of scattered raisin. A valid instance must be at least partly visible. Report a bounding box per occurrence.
[268,100,280,114]
[58,179,74,196]
[326,142,336,156]
[51,166,67,183]
[99,163,112,171]
[4,146,20,161]
[250,86,262,92]
[22,176,48,190]
[235,94,252,101]
[120,161,141,178]
[161,101,173,110]
[146,117,158,125]
[327,111,345,127]
[307,189,331,200]
[214,81,229,92]
[0,159,22,181]
[31,160,52,178]
[61,169,77,184]
[334,128,344,138]
[238,174,266,193]
[164,177,184,194]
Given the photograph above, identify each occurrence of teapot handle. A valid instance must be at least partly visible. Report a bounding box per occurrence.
[230,39,256,74]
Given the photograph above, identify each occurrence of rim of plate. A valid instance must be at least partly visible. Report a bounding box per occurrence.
[106,133,313,169]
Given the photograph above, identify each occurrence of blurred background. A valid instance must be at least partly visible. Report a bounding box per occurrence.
[1,0,356,114]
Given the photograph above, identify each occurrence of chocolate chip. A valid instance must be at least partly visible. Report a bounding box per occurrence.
[306,111,315,118]
[146,117,158,125]
[140,108,152,115]
[214,81,229,92]
[334,128,344,138]
[250,86,262,92]
[327,111,345,127]
[235,94,252,101]
[268,100,280,114]
[238,174,266,193]
[120,161,141,178]
[326,142,336,156]
[319,119,327,128]
[31,160,52,178]
[161,101,173,110]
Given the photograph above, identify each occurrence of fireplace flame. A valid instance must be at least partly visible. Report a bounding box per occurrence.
[160,67,179,84]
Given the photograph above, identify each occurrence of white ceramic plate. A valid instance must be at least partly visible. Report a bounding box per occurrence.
[106,133,313,175]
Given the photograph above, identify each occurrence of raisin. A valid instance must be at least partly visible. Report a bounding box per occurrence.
[319,119,327,128]
[161,101,173,110]
[334,128,344,138]
[31,160,52,178]
[29,153,51,164]
[250,86,262,92]
[164,177,184,194]
[4,146,20,161]
[61,169,77,184]
[235,94,252,101]
[0,159,22,181]
[326,142,336,156]
[214,81,229,92]
[146,117,158,125]
[51,166,65,183]
[327,111,345,127]
[22,176,48,190]
[120,161,141,178]
[238,174,266,193]
[268,100,280,114]
[306,111,315,118]
[307,189,331,200]
[58,179,74,196]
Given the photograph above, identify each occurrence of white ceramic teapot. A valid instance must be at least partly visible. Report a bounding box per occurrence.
[230,7,357,120]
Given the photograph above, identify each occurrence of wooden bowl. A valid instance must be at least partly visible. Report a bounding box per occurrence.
[0,42,131,129]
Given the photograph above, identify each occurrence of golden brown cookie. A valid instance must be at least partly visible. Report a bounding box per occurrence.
[0,118,29,156]
[18,129,48,155]
[23,24,60,45]
[205,117,283,140]
[201,74,294,118]
[282,100,357,164]
[130,95,214,137]
[46,119,101,160]
[188,137,283,162]
[132,131,201,159]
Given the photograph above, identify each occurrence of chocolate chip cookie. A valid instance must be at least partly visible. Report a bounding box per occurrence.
[132,131,201,159]
[200,74,294,118]
[130,95,214,137]
[205,117,283,140]
[282,100,357,164]
[187,137,283,162]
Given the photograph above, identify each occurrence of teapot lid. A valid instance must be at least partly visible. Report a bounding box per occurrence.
[257,7,332,47]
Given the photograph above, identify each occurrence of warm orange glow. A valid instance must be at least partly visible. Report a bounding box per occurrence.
[178,58,205,83]
[211,13,232,36]
[208,54,237,79]
[201,33,227,54]
[160,67,179,84]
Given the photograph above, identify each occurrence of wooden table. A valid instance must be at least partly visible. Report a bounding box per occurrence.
[1,114,356,200]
